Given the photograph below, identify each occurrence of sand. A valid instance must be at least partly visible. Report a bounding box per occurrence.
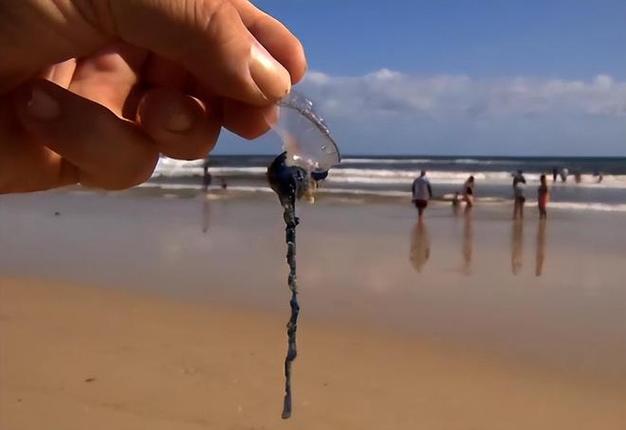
[1,190,626,429]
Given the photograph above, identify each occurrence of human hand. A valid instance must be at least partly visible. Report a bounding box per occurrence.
[0,0,306,192]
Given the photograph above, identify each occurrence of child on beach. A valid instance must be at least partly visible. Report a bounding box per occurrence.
[538,174,549,219]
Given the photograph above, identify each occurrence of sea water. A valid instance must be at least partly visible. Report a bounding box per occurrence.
[152,155,626,211]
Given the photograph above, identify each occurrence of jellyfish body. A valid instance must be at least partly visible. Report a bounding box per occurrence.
[270,91,341,173]
[267,152,309,209]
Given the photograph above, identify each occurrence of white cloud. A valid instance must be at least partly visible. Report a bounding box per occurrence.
[290,69,626,155]
[300,69,626,120]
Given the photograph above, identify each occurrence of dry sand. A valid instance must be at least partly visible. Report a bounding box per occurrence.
[2,279,626,430]
[1,190,626,429]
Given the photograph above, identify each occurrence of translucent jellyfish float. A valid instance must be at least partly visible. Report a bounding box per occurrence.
[266,91,341,419]
[272,91,340,173]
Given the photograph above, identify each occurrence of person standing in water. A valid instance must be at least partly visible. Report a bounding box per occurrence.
[202,158,212,193]
[412,170,433,220]
[552,167,559,183]
[512,170,527,220]
[538,174,549,219]
[593,171,604,183]
[574,171,582,184]
[463,176,475,211]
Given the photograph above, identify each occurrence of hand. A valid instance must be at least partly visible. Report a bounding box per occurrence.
[0,0,306,192]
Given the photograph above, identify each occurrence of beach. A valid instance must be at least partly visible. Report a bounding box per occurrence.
[0,0,624,427]
[1,189,626,429]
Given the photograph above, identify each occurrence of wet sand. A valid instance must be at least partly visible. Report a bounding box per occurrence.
[1,190,626,429]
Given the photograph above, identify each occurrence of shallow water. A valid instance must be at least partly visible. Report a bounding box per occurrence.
[152,155,626,207]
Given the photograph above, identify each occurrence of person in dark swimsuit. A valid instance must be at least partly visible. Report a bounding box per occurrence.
[462,175,475,211]
[512,170,527,220]
[202,158,212,193]
[538,174,549,219]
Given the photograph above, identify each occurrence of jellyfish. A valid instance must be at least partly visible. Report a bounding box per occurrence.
[266,91,340,419]
[271,90,340,174]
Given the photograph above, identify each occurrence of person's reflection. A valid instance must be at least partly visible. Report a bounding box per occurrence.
[462,212,474,275]
[201,196,210,233]
[452,192,461,216]
[511,219,524,275]
[535,219,547,276]
[410,220,431,273]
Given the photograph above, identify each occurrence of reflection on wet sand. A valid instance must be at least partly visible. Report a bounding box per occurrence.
[462,212,474,275]
[452,199,461,217]
[202,197,210,233]
[511,220,524,275]
[535,219,547,277]
[410,220,430,273]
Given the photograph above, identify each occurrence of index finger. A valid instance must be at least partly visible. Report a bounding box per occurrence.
[107,0,293,106]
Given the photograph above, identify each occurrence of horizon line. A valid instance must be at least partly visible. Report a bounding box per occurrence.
[207,153,626,159]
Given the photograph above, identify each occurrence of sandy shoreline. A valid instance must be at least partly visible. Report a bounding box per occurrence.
[1,190,626,428]
[2,279,625,430]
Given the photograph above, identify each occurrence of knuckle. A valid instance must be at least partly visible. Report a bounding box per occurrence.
[198,0,241,40]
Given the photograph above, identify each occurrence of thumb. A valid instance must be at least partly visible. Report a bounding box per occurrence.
[100,0,292,105]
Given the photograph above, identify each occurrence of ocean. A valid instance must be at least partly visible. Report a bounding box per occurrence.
[149,155,626,212]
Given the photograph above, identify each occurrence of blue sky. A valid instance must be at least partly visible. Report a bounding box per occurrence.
[216,0,626,156]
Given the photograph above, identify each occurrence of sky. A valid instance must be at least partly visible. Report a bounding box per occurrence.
[216,0,626,156]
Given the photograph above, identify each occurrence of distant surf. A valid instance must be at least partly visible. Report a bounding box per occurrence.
[150,155,626,212]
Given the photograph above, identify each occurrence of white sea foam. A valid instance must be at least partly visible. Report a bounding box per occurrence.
[327,169,626,188]
[342,158,519,166]
[151,158,626,190]
[341,158,434,164]
[139,182,626,213]
[550,202,626,213]
[318,188,410,198]
[153,163,267,178]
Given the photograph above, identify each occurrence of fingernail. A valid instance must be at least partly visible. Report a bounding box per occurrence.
[27,86,60,120]
[249,41,291,101]
[166,109,193,132]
